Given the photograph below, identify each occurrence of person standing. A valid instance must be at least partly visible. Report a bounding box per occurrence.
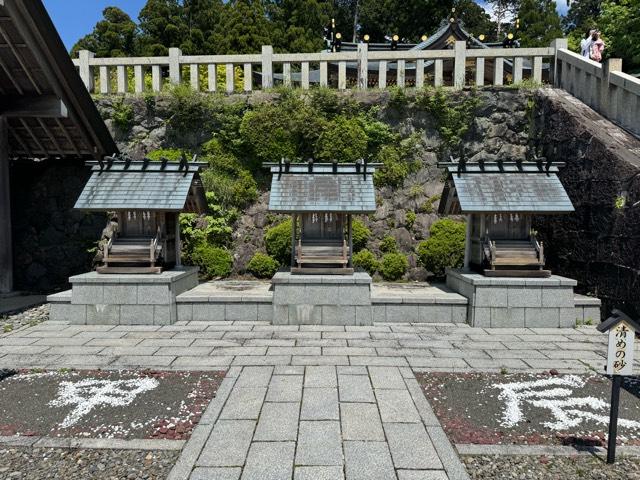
[580,29,594,58]
[590,30,605,62]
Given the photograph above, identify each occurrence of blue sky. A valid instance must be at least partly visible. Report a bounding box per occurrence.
[43,0,570,50]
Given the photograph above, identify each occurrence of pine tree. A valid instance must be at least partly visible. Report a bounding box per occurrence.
[70,7,139,57]
[267,0,332,52]
[138,0,184,56]
[516,0,562,47]
[357,0,454,43]
[212,0,272,54]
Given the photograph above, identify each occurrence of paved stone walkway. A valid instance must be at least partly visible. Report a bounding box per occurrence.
[0,320,633,480]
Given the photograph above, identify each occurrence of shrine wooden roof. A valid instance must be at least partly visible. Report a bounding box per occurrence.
[266,163,379,213]
[74,161,207,213]
[0,0,116,159]
[439,162,575,214]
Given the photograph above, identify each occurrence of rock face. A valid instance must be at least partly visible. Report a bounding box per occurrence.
[533,89,640,317]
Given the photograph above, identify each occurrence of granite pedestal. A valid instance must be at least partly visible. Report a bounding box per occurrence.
[446,268,600,328]
[272,272,373,326]
[48,267,198,325]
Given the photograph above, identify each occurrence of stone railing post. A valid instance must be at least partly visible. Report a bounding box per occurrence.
[453,41,466,89]
[599,58,622,119]
[169,47,182,85]
[262,46,274,89]
[550,38,568,87]
[78,50,95,92]
[357,43,368,90]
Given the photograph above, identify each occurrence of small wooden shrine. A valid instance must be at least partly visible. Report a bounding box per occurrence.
[438,158,574,277]
[75,157,208,273]
[265,160,379,275]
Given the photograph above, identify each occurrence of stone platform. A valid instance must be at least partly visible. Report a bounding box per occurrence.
[176,279,468,324]
[272,272,374,326]
[48,267,198,325]
[446,269,601,328]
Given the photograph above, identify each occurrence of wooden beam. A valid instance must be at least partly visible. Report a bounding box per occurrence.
[7,123,31,157]
[0,24,42,94]
[37,118,63,156]
[0,116,13,293]
[0,95,67,118]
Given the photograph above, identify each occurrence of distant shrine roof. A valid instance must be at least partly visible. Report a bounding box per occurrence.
[266,162,379,213]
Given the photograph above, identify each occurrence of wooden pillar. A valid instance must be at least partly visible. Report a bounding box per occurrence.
[0,117,12,292]
[347,215,353,268]
[464,214,472,270]
[175,214,182,267]
[290,214,297,268]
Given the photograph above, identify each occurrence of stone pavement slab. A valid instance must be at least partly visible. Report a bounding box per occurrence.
[295,420,343,466]
[3,320,611,480]
[344,441,396,480]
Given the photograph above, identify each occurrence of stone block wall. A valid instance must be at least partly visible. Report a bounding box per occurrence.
[446,269,598,328]
[272,273,373,326]
[49,268,198,325]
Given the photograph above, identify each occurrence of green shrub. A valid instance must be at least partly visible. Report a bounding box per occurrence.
[379,253,409,281]
[416,218,466,277]
[247,253,280,278]
[406,211,416,229]
[380,235,398,254]
[147,148,189,162]
[190,243,233,279]
[264,219,292,265]
[351,219,371,252]
[415,87,482,150]
[352,249,379,276]
[418,194,441,214]
[373,136,421,188]
[112,98,134,131]
[315,116,368,163]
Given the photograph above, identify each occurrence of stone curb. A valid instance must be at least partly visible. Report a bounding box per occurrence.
[0,436,184,450]
[456,443,640,457]
[403,371,470,480]
[167,369,239,480]
[428,427,471,480]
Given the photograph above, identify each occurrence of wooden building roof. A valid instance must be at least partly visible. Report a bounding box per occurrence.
[266,162,379,213]
[439,162,575,214]
[74,161,208,213]
[0,0,116,159]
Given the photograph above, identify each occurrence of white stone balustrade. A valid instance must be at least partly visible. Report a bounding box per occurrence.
[71,39,639,136]
[71,41,558,94]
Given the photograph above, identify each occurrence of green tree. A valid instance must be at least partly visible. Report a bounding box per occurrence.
[516,0,562,47]
[267,0,332,52]
[180,0,224,54]
[71,7,139,57]
[563,0,602,32]
[138,0,184,55]
[357,0,454,42]
[599,0,640,73]
[454,0,497,41]
[212,0,272,54]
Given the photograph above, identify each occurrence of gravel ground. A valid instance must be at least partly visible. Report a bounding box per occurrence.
[1,304,49,332]
[0,447,179,479]
[416,372,640,446]
[463,454,640,480]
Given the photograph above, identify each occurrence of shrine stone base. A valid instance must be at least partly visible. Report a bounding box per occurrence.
[47,267,198,325]
[272,272,373,326]
[446,269,601,328]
